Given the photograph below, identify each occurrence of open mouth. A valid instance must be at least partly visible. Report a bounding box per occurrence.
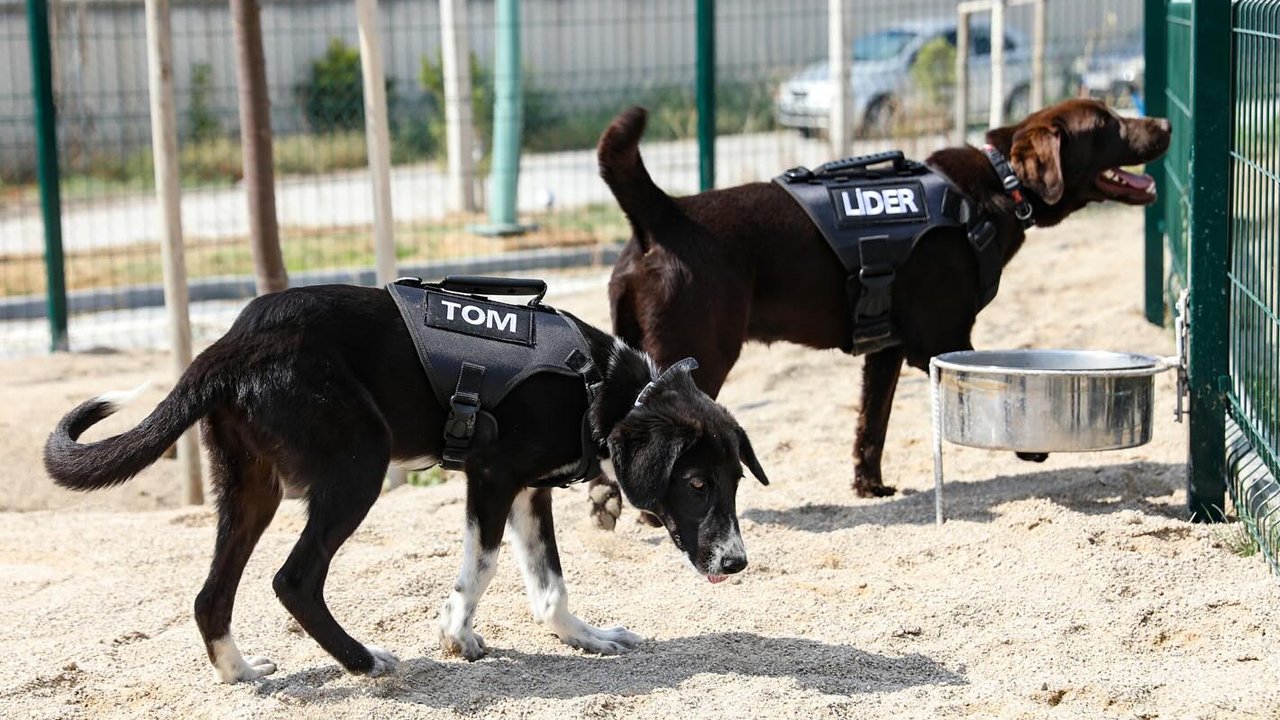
[1096,167,1157,205]
[706,574,728,584]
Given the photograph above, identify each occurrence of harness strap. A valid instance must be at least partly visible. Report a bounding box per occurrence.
[442,362,485,470]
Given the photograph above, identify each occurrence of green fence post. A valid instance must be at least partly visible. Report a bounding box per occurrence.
[1143,0,1169,326]
[696,0,715,192]
[1186,0,1231,522]
[473,0,528,236]
[26,0,67,351]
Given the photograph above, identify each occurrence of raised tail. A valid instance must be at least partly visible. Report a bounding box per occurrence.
[44,372,214,492]
[597,106,681,234]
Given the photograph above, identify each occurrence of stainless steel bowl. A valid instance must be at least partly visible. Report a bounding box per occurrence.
[932,349,1171,453]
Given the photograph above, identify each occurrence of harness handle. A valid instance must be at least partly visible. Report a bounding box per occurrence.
[438,275,549,306]
[813,150,913,177]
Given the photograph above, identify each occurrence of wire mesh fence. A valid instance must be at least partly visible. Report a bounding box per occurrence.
[1226,0,1279,572]
[1,0,1143,356]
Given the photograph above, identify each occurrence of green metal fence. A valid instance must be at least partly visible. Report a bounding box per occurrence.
[1226,0,1280,573]
[1146,0,1280,572]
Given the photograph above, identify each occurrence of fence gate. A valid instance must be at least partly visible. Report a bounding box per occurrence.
[1146,0,1280,573]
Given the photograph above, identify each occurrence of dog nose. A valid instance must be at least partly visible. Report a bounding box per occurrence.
[719,554,748,575]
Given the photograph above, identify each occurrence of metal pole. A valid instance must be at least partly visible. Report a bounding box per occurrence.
[475,0,525,235]
[231,0,288,294]
[145,0,202,504]
[440,0,477,212]
[1030,0,1045,111]
[931,360,945,526]
[1142,0,1169,326]
[954,10,971,145]
[356,0,396,286]
[989,0,1006,129]
[25,0,67,352]
[1185,0,1231,523]
[828,0,851,157]
[696,0,715,191]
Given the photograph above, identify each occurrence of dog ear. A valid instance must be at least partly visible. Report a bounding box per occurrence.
[1009,125,1063,205]
[608,422,691,511]
[735,426,769,486]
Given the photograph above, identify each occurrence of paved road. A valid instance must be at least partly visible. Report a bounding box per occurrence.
[0,130,952,255]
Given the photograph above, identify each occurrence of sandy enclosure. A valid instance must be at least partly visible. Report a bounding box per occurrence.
[0,206,1276,719]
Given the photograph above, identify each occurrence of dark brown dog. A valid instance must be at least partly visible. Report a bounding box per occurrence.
[595,98,1170,499]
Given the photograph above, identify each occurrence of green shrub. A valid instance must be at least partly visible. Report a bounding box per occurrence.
[297,38,398,133]
[910,36,956,108]
[188,62,221,142]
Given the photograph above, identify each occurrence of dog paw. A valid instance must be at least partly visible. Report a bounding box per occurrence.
[1016,452,1049,463]
[213,654,277,683]
[440,629,487,661]
[587,479,622,531]
[560,624,644,656]
[854,483,897,498]
[362,644,399,676]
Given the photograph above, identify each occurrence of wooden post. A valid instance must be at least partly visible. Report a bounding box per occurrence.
[989,0,1006,129]
[355,0,397,287]
[1030,0,1046,111]
[145,0,202,504]
[354,0,406,490]
[440,0,477,212]
[828,0,851,156]
[954,10,970,145]
[231,0,287,295]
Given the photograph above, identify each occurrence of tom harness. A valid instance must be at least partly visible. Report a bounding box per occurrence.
[774,148,1031,355]
[387,276,603,487]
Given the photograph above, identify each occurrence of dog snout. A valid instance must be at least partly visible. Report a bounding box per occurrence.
[718,553,748,575]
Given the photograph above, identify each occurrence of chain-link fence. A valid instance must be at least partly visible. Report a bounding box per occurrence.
[1,0,1143,356]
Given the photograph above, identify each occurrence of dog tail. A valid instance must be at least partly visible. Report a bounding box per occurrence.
[44,366,215,492]
[597,106,680,233]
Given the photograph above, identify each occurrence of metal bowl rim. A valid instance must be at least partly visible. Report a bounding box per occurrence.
[931,348,1171,378]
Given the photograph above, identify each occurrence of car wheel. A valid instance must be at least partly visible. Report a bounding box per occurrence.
[860,95,898,139]
[1005,85,1031,122]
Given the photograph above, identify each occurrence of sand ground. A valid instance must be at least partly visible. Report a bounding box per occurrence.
[0,206,1276,719]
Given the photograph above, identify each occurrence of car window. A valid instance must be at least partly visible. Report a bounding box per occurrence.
[852,30,918,61]
[971,29,991,56]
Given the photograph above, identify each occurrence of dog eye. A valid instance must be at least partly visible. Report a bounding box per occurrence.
[689,477,706,490]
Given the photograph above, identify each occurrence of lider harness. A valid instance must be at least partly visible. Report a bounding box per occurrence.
[774,148,1031,355]
[387,276,603,487]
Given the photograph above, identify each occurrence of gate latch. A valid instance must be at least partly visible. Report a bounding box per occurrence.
[1170,289,1190,423]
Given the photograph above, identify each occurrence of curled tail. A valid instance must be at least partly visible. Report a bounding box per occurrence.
[44,371,214,491]
[597,106,681,234]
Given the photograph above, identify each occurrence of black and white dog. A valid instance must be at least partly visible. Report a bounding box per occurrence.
[44,283,768,683]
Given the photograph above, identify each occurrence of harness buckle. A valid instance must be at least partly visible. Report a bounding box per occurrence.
[970,221,997,253]
[444,393,480,440]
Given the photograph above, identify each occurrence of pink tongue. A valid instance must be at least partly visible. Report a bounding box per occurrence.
[707,575,728,585]
[1115,168,1154,190]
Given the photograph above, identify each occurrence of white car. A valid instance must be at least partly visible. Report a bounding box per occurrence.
[775,18,1034,137]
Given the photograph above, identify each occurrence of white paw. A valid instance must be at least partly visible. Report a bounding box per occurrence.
[213,654,277,683]
[560,624,644,655]
[439,627,488,661]
[211,636,277,683]
[363,644,399,677]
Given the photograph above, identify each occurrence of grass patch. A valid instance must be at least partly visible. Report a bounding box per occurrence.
[0,202,629,298]
[1213,518,1261,558]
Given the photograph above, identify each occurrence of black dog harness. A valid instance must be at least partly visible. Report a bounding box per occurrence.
[387,276,603,487]
[775,149,1029,355]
